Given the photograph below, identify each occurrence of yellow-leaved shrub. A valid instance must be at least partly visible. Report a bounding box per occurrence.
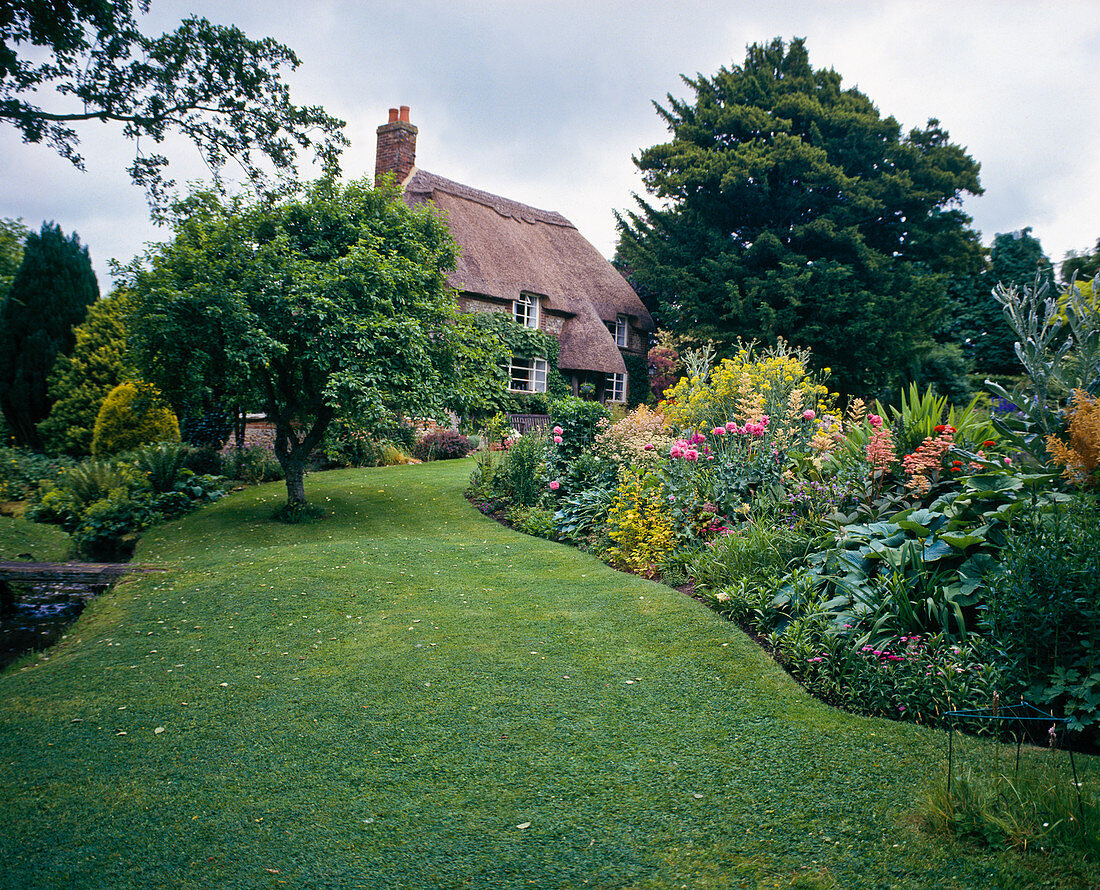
[91,382,180,455]
[662,340,832,433]
[603,471,676,578]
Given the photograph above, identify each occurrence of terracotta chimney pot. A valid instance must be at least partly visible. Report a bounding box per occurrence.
[375,106,418,185]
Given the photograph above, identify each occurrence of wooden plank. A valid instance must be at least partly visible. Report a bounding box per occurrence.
[0,562,166,586]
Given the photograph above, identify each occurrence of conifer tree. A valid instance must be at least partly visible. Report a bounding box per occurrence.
[0,222,99,448]
[616,38,984,396]
[38,291,131,456]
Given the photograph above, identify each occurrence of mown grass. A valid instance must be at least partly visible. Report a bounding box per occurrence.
[0,514,71,561]
[0,460,1096,889]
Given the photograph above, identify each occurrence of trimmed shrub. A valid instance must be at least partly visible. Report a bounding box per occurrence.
[413,430,474,461]
[91,382,180,455]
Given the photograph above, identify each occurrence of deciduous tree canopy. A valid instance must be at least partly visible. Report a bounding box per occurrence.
[616,37,984,395]
[0,1,346,206]
[123,178,492,510]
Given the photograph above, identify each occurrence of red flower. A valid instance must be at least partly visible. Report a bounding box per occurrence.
[934,425,946,433]
[982,440,996,448]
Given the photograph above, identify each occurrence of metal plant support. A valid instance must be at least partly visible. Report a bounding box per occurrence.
[943,700,1084,823]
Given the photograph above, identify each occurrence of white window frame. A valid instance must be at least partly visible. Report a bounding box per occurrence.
[513,293,539,329]
[605,372,626,403]
[508,357,548,393]
[614,314,628,348]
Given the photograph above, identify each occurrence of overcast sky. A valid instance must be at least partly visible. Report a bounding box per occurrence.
[2,0,1098,289]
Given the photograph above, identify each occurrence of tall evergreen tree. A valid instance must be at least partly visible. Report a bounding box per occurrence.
[955,228,1053,377]
[616,38,984,396]
[38,291,131,456]
[0,222,99,448]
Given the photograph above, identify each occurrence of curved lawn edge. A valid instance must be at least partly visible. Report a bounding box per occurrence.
[0,460,1095,889]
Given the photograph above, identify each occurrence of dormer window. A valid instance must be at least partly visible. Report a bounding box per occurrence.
[614,314,628,347]
[514,293,539,329]
[606,314,628,347]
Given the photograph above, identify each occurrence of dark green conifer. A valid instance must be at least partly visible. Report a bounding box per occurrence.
[0,222,99,448]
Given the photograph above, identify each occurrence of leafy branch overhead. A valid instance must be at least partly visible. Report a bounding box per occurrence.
[0,1,347,206]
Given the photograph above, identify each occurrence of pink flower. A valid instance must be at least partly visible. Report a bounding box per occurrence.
[670,445,683,458]
[802,409,816,421]
[685,449,699,461]
[553,435,563,444]
[1004,457,1012,466]
[552,426,563,435]
[643,443,654,451]
[690,432,706,445]
[760,415,770,427]
[867,414,883,430]
[712,426,726,436]
[549,480,560,491]
[726,421,738,432]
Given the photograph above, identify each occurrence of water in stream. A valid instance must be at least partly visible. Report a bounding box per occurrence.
[0,583,97,670]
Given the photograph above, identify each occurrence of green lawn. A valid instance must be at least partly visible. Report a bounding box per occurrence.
[0,513,71,561]
[0,460,1095,889]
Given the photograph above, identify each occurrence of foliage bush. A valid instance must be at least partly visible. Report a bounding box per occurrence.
[501,429,549,507]
[689,519,816,591]
[592,404,671,468]
[413,430,475,461]
[985,495,1100,739]
[71,487,156,559]
[91,381,180,455]
[662,339,830,433]
[220,445,285,484]
[547,397,610,460]
[131,442,190,493]
[505,505,557,540]
[0,446,74,502]
[603,470,677,578]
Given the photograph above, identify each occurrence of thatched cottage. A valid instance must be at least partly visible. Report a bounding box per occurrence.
[375,107,653,404]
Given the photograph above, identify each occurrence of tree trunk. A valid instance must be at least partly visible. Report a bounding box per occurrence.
[283,456,307,506]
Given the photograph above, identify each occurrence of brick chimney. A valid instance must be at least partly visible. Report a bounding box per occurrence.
[375,106,417,185]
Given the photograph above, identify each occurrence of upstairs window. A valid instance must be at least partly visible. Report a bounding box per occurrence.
[514,293,539,329]
[614,314,628,347]
[605,372,625,403]
[509,357,548,393]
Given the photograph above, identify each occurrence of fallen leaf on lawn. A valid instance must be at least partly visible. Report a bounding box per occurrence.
[154,726,165,734]
[516,822,531,830]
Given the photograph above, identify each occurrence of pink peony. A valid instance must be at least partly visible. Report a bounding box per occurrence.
[725,420,738,432]
[553,435,563,444]
[552,426,563,435]
[643,443,654,451]
[549,480,560,491]
[685,449,699,461]
[802,409,816,421]
[867,413,883,430]
[712,426,726,436]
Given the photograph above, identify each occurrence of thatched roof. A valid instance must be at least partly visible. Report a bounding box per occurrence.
[404,169,653,375]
